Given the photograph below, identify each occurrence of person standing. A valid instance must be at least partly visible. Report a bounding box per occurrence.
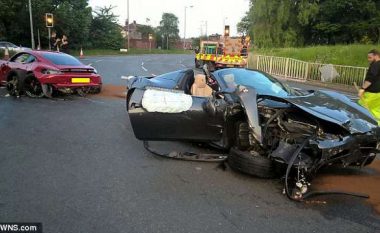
[60,35,69,54]
[358,49,380,125]
[50,31,60,51]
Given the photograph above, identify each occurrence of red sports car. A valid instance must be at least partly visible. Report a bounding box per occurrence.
[0,50,102,97]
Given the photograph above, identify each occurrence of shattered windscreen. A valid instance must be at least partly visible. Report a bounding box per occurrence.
[218,69,302,97]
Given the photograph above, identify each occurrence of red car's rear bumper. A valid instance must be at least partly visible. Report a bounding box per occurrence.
[38,74,102,89]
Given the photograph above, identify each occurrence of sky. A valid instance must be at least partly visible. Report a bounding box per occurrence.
[88,0,250,38]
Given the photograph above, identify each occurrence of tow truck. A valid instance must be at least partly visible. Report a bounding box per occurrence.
[195,34,250,71]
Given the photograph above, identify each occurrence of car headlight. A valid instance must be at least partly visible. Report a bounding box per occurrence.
[42,69,62,74]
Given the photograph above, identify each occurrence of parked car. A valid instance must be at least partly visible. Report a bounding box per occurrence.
[0,50,102,97]
[0,41,30,52]
[124,68,380,200]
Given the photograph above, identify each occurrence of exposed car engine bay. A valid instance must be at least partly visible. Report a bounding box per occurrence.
[230,100,378,200]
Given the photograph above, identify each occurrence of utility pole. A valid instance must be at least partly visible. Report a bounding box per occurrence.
[205,21,208,38]
[127,0,130,50]
[37,29,41,50]
[183,5,193,50]
[148,34,153,52]
[201,20,208,38]
[28,0,35,49]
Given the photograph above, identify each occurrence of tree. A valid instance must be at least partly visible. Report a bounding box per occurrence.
[52,0,92,48]
[137,25,155,39]
[158,13,179,49]
[237,13,252,36]
[312,0,376,44]
[0,0,92,49]
[246,0,380,47]
[89,6,123,49]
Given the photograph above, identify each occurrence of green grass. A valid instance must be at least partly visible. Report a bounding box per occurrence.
[253,44,380,67]
[77,48,193,56]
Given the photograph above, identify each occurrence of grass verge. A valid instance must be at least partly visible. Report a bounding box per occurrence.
[253,44,380,67]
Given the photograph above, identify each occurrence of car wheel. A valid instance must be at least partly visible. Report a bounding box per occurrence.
[6,74,19,97]
[91,85,102,94]
[77,87,91,97]
[24,74,44,98]
[228,147,276,178]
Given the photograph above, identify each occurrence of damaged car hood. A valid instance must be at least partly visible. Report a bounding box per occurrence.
[282,90,378,134]
[237,87,378,144]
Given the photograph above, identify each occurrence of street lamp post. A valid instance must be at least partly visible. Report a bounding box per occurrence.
[28,0,35,49]
[201,20,208,38]
[148,33,153,52]
[183,5,193,50]
[127,0,130,50]
[223,17,228,30]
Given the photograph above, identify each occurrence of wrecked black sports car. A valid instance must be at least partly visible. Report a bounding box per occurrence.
[125,68,380,200]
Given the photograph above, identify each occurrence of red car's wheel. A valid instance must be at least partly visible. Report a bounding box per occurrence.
[24,74,44,98]
[6,74,19,97]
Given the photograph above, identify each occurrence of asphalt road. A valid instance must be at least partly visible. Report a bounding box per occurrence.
[0,54,379,233]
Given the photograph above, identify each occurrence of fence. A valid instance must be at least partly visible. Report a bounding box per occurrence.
[248,55,368,87]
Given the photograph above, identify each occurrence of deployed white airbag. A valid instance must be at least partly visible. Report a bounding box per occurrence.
[142,88,193,113]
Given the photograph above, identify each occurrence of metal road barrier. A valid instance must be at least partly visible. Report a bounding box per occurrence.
[248,55,368,87]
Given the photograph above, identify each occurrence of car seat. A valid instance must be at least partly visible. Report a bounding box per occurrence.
[191,74,213,97]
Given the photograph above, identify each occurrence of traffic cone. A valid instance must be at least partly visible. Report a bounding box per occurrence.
[3,47,9,60]
[80,48,84,58]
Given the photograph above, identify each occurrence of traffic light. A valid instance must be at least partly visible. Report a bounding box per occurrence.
[46,13,54,28]
[224,25,230,37]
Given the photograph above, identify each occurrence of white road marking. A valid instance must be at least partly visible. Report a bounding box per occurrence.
[87,63,92,66]
[121,75,135,80]
[180,64,186,67]
[151,73,156,76]
[95,59,103,63]
[141,62,148,72]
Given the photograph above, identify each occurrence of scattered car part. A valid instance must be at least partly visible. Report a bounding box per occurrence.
[143,141,228,162]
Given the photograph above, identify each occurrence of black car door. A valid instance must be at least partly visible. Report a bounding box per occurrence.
[127,87,226,142]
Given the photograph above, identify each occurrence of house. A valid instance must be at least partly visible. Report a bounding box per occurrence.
[122,20,156,49]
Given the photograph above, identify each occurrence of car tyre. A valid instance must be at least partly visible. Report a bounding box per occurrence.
[228,147,276,178]
[24,74,44,98]
[91,85,102,94]
[6,74,20,97]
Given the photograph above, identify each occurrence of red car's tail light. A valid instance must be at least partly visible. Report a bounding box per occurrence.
[41,69,62,75]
